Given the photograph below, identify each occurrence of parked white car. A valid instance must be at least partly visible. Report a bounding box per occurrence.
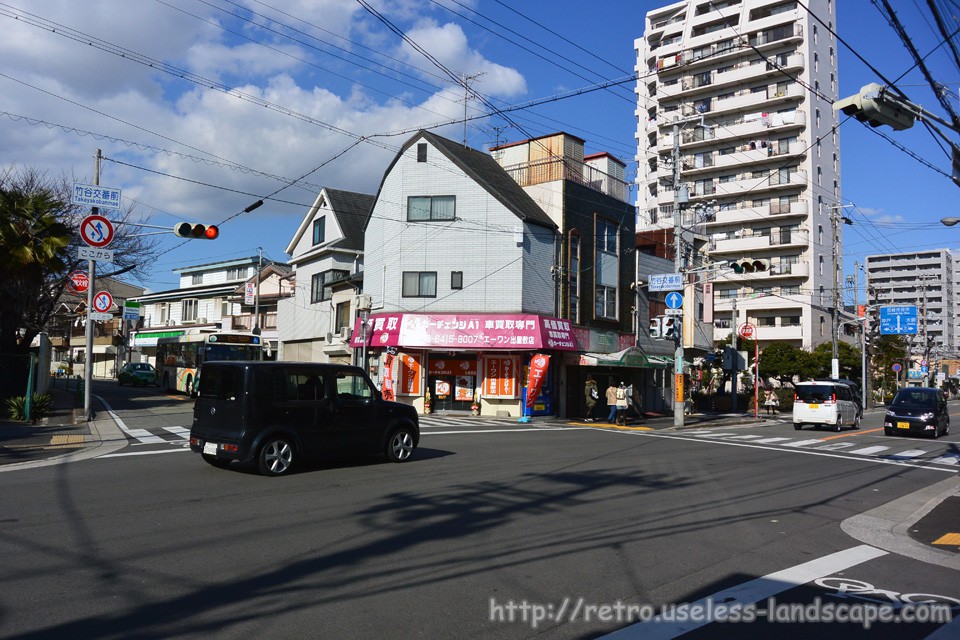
[793,381,861,432]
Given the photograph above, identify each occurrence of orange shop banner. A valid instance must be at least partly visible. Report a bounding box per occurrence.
[483,356,518,398]
[399,353,422,396]
[525,354,550,408]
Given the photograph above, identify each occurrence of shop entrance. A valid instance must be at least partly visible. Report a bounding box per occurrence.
[427,355,477,413]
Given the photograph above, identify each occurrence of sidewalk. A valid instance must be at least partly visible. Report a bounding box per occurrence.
[0,377,90,465]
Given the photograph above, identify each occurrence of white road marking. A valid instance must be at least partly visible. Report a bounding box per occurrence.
[163,426,190,439]
[121,428,166,445]
[599,545,888,639]
[690,433,738,438]
[846,446,890,456]
[815,442,855,450]
[101,449,189,458]
[725,435,766,440]
[930,455,959,466]
[781,439,824,448]
[424,427,592,435]
[885,449,927,459]
[751,437,792,444]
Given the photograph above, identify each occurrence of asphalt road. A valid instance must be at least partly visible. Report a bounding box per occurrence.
[0,384,957,639]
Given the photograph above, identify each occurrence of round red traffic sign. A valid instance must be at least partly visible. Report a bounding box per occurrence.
[67,270,89,293]
[92,290,114,313]
[737,322,756,340]
[80,214,115,248]
[892,363,902,372]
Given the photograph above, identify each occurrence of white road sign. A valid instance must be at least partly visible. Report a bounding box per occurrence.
[72,183,122,210]
[649,273,683,292]
[88,312,113,322]
[78,246,115,263]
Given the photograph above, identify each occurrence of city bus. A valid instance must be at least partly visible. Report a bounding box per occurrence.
[156,332,264,395]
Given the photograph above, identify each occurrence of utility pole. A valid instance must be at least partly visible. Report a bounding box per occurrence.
[253,247,263,336]
[731,296,738,413]
[83,149,101,422]
[672,121,688,427]
[460,72,484,147]
[830,205,853,379]
[918,274,939,385]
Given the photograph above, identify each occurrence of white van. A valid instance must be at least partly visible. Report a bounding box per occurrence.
[793,381,861,432]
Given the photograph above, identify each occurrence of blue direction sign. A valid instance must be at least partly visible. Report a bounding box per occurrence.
[878,305,918,335]
[665,292,684,309]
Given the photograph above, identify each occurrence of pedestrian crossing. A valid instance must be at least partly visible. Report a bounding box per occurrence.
[111,418,960,470]
[677,430,960,468]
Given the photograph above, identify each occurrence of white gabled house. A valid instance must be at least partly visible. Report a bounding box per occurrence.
[277,187,374,363]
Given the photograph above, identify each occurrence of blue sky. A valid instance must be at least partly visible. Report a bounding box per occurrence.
[1,1,957,299]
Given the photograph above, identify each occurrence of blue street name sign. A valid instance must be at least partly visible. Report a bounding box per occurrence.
[878,305,918,335]
[649,273,683,292]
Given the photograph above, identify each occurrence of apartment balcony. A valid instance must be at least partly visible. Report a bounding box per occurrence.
[679,53,804,98]
[693,110,806,147]
[690,3,740,29]
[500,156,630,202]
[770,199,809,217]
[748,10,803,37]
[708,230,810,254]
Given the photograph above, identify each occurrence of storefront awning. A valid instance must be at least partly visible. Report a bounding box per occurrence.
[351,312,577,351]
[579,347,673,369]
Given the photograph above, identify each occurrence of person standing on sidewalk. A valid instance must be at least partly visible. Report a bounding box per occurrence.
[605,383,618,423]
[584,377,599,422]
[615,382,629,425]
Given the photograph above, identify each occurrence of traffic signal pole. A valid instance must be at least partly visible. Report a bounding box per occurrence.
[672,121,685,428]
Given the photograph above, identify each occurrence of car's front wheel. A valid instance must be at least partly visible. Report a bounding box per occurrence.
[793,423,802,431]
[385,427,415,462]
[852,414,861,430]
[884,427,894,436]
[258,437,294,476]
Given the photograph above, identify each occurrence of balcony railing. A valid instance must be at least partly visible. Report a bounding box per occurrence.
[230,312,278,331]
[500,156,629,202]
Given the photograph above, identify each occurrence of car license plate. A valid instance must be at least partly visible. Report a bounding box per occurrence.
[808,403,819,409]
[203,442,218,455]
[897,422,910,430]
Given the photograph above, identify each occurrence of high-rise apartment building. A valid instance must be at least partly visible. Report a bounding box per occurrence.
[865,249,955,358]
[635,0,840,349]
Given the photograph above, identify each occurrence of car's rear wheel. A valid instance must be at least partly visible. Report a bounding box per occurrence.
[793,423,802,431]
[385,427,415,462]
[202,454,231,469]
[884,427,894,436]
[834,423,841,432]
[258,437,294,476]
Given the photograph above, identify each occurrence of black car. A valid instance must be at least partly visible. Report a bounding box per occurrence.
[189,361,420,475]
[815,378,862,418]
[883,387,950,439]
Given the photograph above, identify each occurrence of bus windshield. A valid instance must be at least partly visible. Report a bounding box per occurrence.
[205,343,260,361]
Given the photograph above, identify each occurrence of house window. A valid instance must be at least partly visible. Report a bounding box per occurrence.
[158,303,170,323]
[334,301,351,333]
[191,274,203,285]
[595,285,617,319]
[226,266,250,280]
[451,271,463,290]
[310,269,348,303]
[407,196,455,221]
[402,271,437,298]
[217,298,230,317]
[182,299,199,323]
[417,143,427,162]
[312,216,325,245]
[596,219,617,254]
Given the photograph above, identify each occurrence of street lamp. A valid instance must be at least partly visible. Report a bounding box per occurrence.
[941,217,960,227]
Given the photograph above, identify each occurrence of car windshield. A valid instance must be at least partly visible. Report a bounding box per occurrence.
[892,390,936,409]
[795,385,834,403]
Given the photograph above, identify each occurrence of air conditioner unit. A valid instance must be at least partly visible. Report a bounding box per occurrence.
[325,332,333,343]
[165,319,175,326]
[197,317,207,324]
[340,326,352,339]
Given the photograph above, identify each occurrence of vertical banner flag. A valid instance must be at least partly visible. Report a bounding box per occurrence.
[381,348,396,401]
[525,354,550,408]
[244,282,256,305]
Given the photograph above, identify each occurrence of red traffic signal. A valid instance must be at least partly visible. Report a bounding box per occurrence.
[174,222,219,239]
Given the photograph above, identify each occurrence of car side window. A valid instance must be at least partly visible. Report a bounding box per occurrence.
[336,373,374,402]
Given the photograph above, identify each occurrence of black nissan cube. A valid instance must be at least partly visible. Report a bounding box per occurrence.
[189,361,420,476]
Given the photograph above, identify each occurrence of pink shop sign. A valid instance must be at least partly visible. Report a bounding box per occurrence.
[350,313,576,351]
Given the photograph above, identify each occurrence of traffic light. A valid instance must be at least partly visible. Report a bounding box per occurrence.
[649,316,662,339]
[729,258,770,274]
[662,316,677,339]
[833,83,915,131]
[174,222,219,239]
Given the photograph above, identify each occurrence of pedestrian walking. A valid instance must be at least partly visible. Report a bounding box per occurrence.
[763,389,779,415]
[584,377,599,422]
[605,383,618,423]
[615,382,629,425]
